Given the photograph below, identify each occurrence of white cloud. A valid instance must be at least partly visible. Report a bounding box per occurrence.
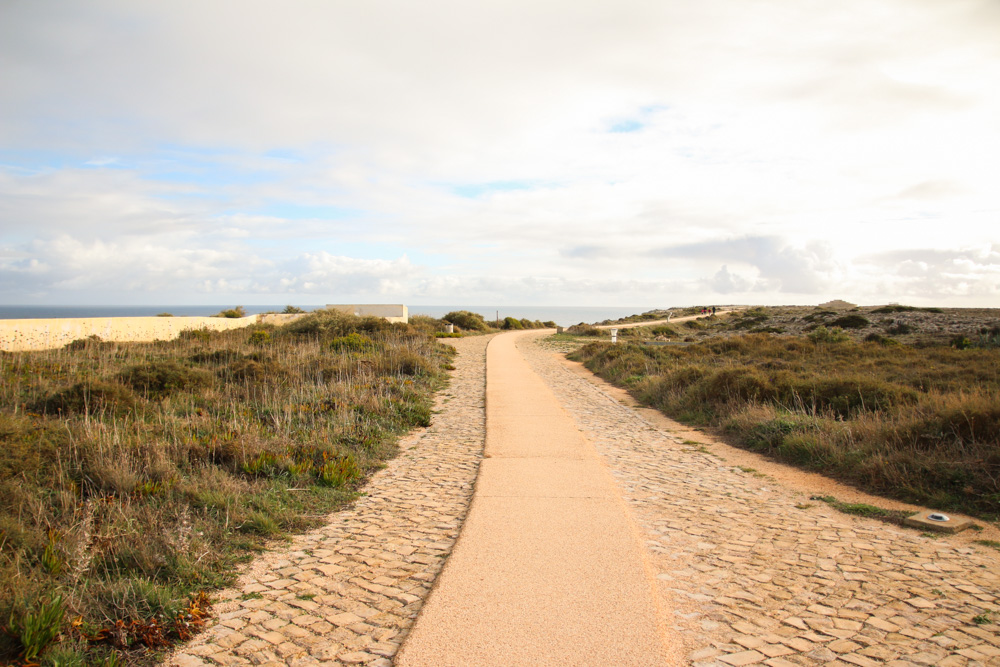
[0,0,998,306]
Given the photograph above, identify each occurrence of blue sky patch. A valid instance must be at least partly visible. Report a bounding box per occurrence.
[609,119,644,133]
[451,180,540,199]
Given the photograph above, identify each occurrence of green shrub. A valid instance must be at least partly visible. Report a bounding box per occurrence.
[119,361,212,397]
[830,314,869,329]
[178,328,213,343]
[35,380,137,416]
[887,322,914,335]
[6,595,64,662]
[63,335,105,352]
[221,357,290,385]
[442,310,489,332]
[801,377,918,418]
[566,324,601,336]
[650,325,678,336]
[285,309,389,340]
[807,326,850,343]
[317,455,361,488]
[329,333,378,354]
[952,336,973,350]
[282,305,306,314]
[215,306,247,318]
[501,317,524,330]
[873,305,943,314]
[873,305,919,314]
[247,330,271,346]
[408,315,444,334]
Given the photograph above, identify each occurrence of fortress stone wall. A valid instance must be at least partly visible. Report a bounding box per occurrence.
[0,313,303,352]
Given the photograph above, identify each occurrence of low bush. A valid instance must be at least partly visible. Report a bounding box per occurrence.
[329,332,378,354]
[120,361,213,398]
[35,380,138,416]
[214,306,246,319]
[873,305,944,314]
[887,321,914,335]
[442,310,489,332]
[566,324,601,336]
[650,325,679,337]
[830,314,870,329]
[807,326,850,343]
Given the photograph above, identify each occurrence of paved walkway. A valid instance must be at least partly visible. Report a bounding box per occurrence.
[395,330,675,665]
[169,330,1000,666]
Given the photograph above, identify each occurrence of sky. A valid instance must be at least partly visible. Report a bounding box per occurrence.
[1,0,999,308]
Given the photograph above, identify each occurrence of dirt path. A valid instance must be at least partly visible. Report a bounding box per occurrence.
[395,331,676,665]
[596,307,743,330]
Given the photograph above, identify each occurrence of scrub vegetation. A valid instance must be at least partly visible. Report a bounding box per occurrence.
[570,323,1000,520]
[438,310,553,332]
[0,309,452,665]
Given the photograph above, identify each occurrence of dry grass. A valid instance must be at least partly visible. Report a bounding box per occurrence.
[0,310,451,665]
[571,332,1000,520]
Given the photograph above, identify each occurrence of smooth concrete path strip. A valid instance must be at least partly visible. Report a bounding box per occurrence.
[396,331,676,666]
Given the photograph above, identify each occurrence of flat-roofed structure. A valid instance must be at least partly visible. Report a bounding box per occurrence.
[326,304,408,323]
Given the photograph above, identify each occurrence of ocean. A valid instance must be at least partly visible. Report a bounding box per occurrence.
[0,305,661,328]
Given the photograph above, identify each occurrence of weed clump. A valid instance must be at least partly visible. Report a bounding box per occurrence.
[35,380,138,416]
[566,324,601,336]
[214,306,246,318]
[120,361,213,398]
[329,333,378,354]
[807,326,850,343]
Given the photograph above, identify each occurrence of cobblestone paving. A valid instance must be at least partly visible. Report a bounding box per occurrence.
[521,334,1000,667]
[167,336,490,667]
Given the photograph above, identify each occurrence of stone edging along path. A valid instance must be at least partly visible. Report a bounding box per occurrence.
[167,335,491,667]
